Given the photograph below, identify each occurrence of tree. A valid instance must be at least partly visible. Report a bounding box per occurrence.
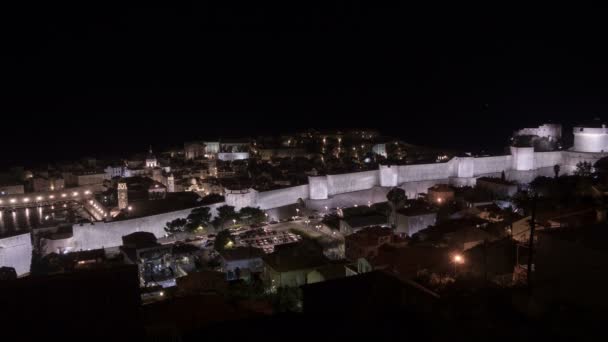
[164,218,188,235]
[214,205,240,229]
[386,187,407,227]
[214,229,235,252]
[239,206,266,225]
[501,171,506,181]
[186,207,211,232]
[574,161,593,177]
[553,164,561,178]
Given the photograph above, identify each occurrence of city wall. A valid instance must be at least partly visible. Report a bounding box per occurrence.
[326,170,379,196]
[41,202,225,255]
[0,233,32,276]
[256,185,309,210]
[5,148,608,275]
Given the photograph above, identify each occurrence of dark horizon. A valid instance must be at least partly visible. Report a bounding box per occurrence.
[3,4,608,165]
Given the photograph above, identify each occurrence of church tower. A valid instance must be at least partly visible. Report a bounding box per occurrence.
[167,173,175,193]
[145,146,158,168]
[117,180,128,210]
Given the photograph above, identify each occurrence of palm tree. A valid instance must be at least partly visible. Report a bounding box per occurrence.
[553,164,560,179]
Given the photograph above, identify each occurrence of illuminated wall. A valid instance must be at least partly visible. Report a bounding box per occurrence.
[397,161,453,183]
[379,165,398,187]
[308,176,328,200]
[573,127,608,152]
[256,185,309,210]
[326,170,379,196]
[70,202,225,252]
[515,123,562,139]
[225,189,258,209]
[510,146,535,171]
[0,233,32,276]
[217,152,250,161]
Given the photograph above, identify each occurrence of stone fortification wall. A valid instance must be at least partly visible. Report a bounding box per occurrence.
[0,233,32,276]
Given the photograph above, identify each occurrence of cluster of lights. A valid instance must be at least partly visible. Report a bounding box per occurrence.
[89,200,106,217]
[436,154,449,162]
[0,189,92,206]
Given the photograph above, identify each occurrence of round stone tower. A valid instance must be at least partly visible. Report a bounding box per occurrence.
[573,124,608,153]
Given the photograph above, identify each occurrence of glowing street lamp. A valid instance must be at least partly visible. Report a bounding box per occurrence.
[452,253,465,275]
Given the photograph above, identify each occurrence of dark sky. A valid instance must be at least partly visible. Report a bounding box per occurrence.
[2,4,608,165]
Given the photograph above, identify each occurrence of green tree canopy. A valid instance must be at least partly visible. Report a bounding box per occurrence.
[164,218,188,235]
[386,187,407,208]
[213,205,240,229]
[239,206,266,225]
[574,161,593,177]
[214,229,235,252]
[186,207,212,231]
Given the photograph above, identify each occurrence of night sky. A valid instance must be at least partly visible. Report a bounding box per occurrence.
[3,4,608,165]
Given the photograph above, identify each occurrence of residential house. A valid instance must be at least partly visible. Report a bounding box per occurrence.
[427,184,455,205]
[218,246,265,280]
[392,205,437,236]
[345,226,394,261]
[339,215,387,235]
[306,262,348,284]
[476,177,518,198]
[352,244,451,279]
[262,242,330,289]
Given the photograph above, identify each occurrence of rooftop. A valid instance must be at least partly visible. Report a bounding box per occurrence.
[313,262,347,281]
[372,244,450,277]
[342,215,387,229]
[428,184,454,192]
[345,226,393,247]
[219,246,265,261]
[396,204,437,216]
[263,242,329,272]
[414,217,489,240]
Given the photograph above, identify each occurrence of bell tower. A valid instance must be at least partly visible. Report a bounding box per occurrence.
[167,173,175,193]
[117,180,128,210]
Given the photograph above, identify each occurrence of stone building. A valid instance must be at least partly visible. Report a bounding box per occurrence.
[262,242,329,289]
[145,147,158,168]
[427,184,455,205]
[345,226,394,261]
[392,205,437,237]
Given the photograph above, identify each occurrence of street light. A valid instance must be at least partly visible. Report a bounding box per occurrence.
[452,253,464,276]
